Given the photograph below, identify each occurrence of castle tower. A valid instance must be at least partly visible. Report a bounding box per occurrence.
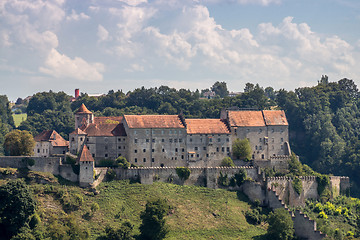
[78,145,94,187]
[75,104,94,129]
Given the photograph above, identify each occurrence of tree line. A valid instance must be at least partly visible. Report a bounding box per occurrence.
[2,76,360,196]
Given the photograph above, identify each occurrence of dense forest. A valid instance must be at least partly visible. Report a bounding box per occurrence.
[4,77,360,196]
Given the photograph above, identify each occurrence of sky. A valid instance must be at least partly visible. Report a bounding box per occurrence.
[1,0,360,101]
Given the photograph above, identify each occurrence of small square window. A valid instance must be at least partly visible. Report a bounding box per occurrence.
[118,146,121,149]
[152,139,155,143]
[179,139,182,143]
[143,149,146,152]
[226,147,230,152]
[162,149,165,152]
[216,147,219,152]
[146,139,149,143]
[182,148,185,152]
[169,139,172,143]
[196,154,199,158]
[189,138,192,142]
[143,158,146,162]
[134,149,137,153]
[203,147,206,150]
[195,147,198,151]
[175,148,178,152]
[135,158,137,162]
[222,147,224,152]
[105,154,108,158]
[162,139,165,142]
[174,139,177,143]
[152,149,155,152]
[118,138,121,142]
[152,158,155,162]
[217,138,221,142]
[226,138,229,142]
[134,139,138,143]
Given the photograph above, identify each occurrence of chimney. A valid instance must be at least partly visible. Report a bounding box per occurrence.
[75,88,80,98]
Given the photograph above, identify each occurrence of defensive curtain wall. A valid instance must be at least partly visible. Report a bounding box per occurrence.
[0,156,78,182]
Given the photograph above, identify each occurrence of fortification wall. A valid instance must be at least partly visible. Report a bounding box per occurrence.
[254,158,289,171]
[59,165,78,182]
[266,176,350,207]
[0,156,61,175]
[113,166,259,188]
[292,210,326,240]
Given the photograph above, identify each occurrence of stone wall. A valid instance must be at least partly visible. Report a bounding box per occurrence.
[266,176,350,207]
[0,156,79,183]
[112,166,259,188]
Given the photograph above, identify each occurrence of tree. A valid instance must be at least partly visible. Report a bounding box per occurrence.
[0,179,37,239]
[267,208,294,240]
[116,156,130,169]
[139,199,169,240]
[4,130,35,156]
[232,138,251,160]
[211,81,229,98]
[175,167,191,181]
[220,157,235,167]
[105,221,134,240]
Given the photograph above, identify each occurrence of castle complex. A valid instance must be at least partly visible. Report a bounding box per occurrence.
[52,104,292,167]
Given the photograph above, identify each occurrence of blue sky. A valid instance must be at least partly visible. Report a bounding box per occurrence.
[1,0,360,101]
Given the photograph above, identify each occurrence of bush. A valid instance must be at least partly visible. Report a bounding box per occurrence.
[318,211,328,219]
[220,157,235,167]
[292,177,302,195]
[106,169,117,181]
[65,155,76,165]
[25,158,35,167]
[234,169,247,186]
[116,156,130,169]
[267,208,294,240]
[105,221,134,240]
[97,159,116,167]
[218,172,229,187]
[175,167,191,181]
[317,175,330,196]
[245,209,261,225]
[232,138,251,161]
[139,199,169,240]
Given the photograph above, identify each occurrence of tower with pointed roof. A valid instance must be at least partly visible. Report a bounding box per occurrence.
[75,104,94,129]
[78,145,94,187]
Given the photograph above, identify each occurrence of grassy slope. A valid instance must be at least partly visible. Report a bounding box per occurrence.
[32,179,267,239]
[12,113,27,127]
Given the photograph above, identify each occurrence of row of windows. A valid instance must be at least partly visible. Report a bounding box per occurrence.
[189,138,230,143]
[133,155,184,163]
[134,130,184,135]
[235,128,285,134]
[134,138,184,143]
[255,145,284,150]
[134,148,185,153]
[258,137,284,143]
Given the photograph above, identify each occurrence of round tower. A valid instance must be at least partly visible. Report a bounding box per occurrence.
[75,104,94,129]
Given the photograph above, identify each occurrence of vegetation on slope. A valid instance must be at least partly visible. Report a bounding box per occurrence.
[0,172,268,240]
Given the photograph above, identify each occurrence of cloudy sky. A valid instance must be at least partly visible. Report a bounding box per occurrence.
[1,0,360,101]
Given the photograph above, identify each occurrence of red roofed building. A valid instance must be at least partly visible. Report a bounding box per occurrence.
[68,104,290,166]
[223,109,290,160]
[33,130,69,157]
[185,119,231,166]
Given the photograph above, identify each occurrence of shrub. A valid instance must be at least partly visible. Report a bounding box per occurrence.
[25,158,35,167]
[292,177,302,195]
[318,211,328,219]
[105,221,134,240]
[234,169,247,186]
[267,208,294,240]
[65,155,76,165]
[116,156,130,169]
[314,203,323,213]
[91,203,100,213]
[232,138,251,160]
[317,175,330,196]
[245,209,261,225]
[97,159,116,167]
[175,167,191,181]
[218,172,229,187]
[106,169,117,181]
[139,199,169,240]
[220,157,235,167]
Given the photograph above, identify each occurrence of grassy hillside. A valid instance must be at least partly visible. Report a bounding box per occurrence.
[12,113,27,127]
[0,168,267,239]
[33,180,267,239]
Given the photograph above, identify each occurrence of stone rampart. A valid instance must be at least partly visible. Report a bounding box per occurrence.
[0,156,79,183]
[266,176,350,207]
[112,166,259,188]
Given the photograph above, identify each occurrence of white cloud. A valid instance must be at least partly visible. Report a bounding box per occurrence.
[66,9,90,21]
[97,25,110,42]
[117,0,148,6]
[39,49,105,81]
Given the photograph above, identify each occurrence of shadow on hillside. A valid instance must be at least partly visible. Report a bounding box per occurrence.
[236,190,251,203]
[252,234,268,240]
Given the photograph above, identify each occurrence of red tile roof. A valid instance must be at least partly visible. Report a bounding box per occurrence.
[70,128,87,135]
[186,119,230,134]
[94,116,123,124]
[83,123,127,136]
[79,145,94,162]
[34,130,69,147]
[262,110,288,126]
[76,104,92,114]
[124,115,185,129]
[228,111,266,127]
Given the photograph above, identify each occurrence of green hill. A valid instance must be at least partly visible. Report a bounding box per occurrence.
[9,172,267,239]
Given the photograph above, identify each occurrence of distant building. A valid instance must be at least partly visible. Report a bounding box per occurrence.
[228,92,242,97]
[202,91,216,99]
[33,130,69,157]
[68,104,290,166]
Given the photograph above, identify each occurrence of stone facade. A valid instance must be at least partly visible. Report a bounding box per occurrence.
[69,105,291,167]
[33,130,68,157]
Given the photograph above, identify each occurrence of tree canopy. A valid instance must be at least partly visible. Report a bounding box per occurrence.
[4,130,35,156]
[232,138,252,161]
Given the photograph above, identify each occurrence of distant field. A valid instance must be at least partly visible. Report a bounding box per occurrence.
[12,113,27,127]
